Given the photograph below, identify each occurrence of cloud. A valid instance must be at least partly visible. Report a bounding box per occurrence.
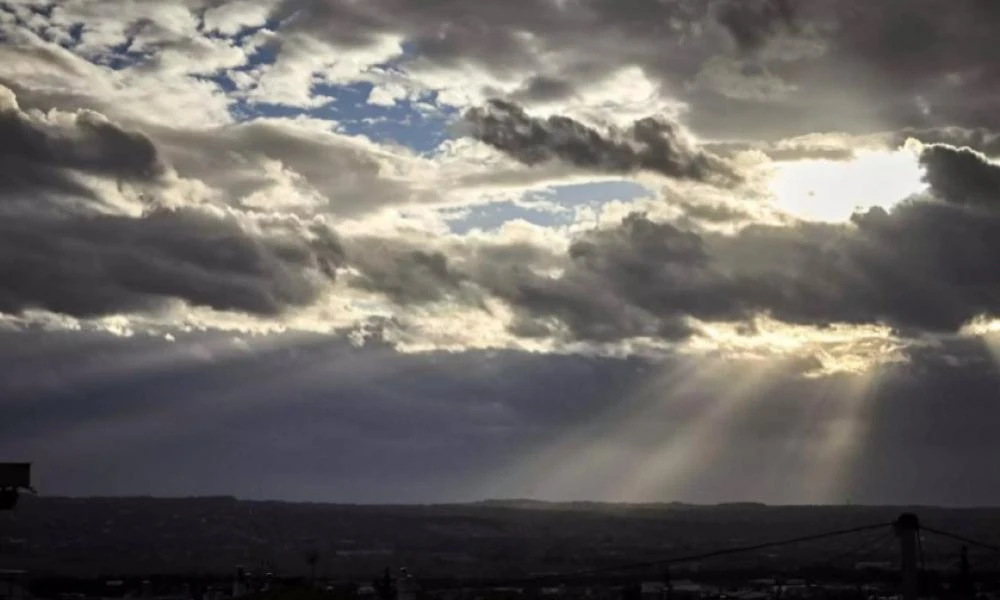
[5,0,1000,356]
[202,0,274,36]
[713,0,798,54]
[0,85,168,213]
[891,127,1000,157]
[508,75,578,104]
[343,238,468,305]
[0,206,344,318]
[9,0,1000,141]
[429,143,1000,344]
[707,133,864,162]
[2,326,999,504]
[8,64,1000,363]
[477,214,710,343]
[5,0,1000,504]
[463,99,740,184]
[0,84,345,319]
[918,142,1000,207]
[148,117,435,217]
[0,9,237,127]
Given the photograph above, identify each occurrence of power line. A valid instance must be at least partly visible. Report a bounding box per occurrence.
[425,521,894,590]
[564,521,893,578]
[794,530,894,600]
[922,526,1000,556]
[806,529,894,571]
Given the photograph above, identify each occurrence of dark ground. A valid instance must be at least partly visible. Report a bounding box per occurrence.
[1,497,996,579]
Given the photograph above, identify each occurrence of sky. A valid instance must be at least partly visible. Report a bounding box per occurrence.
[3,0,1000,506]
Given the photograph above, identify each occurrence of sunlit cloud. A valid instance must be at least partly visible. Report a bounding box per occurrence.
[767,145,928,222]
[684,318,909,377]
[958,316,1000,368]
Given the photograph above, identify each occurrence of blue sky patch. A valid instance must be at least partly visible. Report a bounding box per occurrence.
[322,85,458,153]
[12,9,459,155]
[445,180,653,234]
[1,10,654,231]
[230,80,459,153]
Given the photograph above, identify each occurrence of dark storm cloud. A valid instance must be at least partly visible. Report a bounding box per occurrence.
[0,91,164,180]
[0,85,346,318]
[843,336,1000,505]
[508,75,578,104]
[342,238,572,312]
[469,214,711,342]
[0,85,166,208]
[0,207,344,318]
[0,328,649,501]
[686,0,1000,139]
[344,239,468,305]
[712,0,797,54]
[464,99,740,184]
[2,327,1000,504]
[918,143,1000,207]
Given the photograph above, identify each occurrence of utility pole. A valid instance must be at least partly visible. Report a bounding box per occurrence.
[305,549,319,588]
[956,545,974,600]
[895,513,920,600]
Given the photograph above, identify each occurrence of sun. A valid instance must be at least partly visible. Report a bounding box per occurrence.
[769,146,928,222]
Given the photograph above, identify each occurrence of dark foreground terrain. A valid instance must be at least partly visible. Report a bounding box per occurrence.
[1,497,997,579]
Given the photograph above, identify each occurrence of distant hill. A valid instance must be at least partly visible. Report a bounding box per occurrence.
[474,499,700,510]
[2,496,995,578]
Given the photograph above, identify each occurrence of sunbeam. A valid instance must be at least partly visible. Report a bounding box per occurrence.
[610,356,795,503]
[479,356,714,501]
[797,367,885,503]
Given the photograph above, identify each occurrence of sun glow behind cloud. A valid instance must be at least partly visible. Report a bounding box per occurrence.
[685,318,908,377]
[768,146,928,222]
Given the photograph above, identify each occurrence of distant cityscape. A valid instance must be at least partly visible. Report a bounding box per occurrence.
[3,498,1000,600]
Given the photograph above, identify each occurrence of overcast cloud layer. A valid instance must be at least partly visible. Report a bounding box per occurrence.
[4,0,1000,504]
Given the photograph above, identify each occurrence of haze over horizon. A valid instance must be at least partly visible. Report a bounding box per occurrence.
[3,0,1000,506]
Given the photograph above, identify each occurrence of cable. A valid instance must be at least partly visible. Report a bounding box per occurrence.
[537,521,893,580]
[792,529,892,600]
[809,530,896,600]
[922,524,1000,574]
[423,521,894,590]
[806,529,894,571]
[922,526,1000,555]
